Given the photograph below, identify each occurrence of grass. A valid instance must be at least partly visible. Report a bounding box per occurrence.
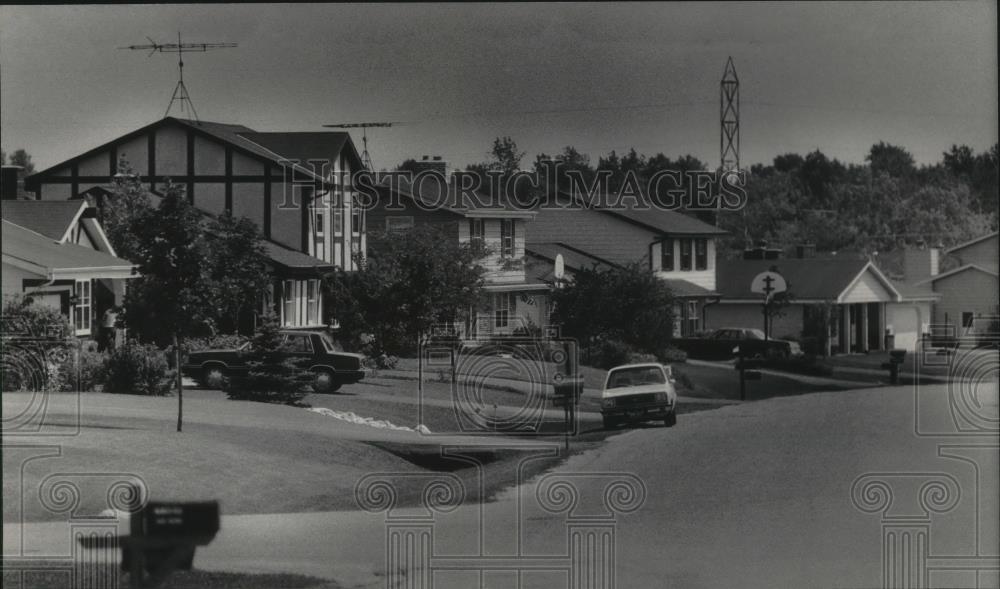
[2,562,339,588]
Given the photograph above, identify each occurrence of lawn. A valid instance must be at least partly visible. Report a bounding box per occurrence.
[1,562,339,589]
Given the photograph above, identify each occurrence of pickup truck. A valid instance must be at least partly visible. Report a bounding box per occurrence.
[182,330,365,393]
[672,327,801,360]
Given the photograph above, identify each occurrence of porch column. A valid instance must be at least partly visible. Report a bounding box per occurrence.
[861,303,869,353]
[841,305,851,353]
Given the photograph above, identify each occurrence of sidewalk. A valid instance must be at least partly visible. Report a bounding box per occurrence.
[685,358,878,388]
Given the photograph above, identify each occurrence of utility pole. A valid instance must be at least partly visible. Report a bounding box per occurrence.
[720,56,740,173]
[120,33,237,123]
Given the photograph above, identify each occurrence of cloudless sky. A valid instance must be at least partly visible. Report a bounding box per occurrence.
[1,2,996,172]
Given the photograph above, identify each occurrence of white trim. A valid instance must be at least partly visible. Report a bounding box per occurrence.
[462,210,537,219]
[57,201,89,244]
[80,218,117,257]
[835,262,902,304]
[944,231,998,255]
[916,263,998,285]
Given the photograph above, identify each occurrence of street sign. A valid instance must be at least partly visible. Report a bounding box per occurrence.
[750,271,787,299]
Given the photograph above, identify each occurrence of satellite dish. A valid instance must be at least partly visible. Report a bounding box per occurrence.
[554,254,565,280]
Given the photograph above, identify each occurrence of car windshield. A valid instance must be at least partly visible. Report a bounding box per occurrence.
[607,366,665,389]
[318,333,343,353]
[745,329,766,340]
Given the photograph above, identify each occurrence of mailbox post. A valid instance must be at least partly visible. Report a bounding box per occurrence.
[735,346,762,401]
[881,348,907,385]
[552,340,583,451]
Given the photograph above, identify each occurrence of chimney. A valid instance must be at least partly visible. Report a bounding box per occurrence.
[795,243,816,259]
[1,166,28,200]
[410,155,448,176]
[902,245,939,284]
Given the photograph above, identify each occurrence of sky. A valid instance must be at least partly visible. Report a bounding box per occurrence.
[1,2,997,173]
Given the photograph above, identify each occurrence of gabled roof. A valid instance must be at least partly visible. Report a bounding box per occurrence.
[27,117,366,187]
[2,220,135,279]
[715,257,901,302]
[917,263,999,284]
[945,231,998,255]
[0,200,86,242]
[554,190,729,237]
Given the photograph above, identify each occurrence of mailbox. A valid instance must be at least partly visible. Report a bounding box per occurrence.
[552,375,584,407]
[881,349,907,385]
[888,349,906,364]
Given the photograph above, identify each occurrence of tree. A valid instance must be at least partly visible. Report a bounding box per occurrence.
[102,156,155,261]
[550,262,676,360]
[123,183,216,432]
[204,212,270,334]
[867,141,915,178]
[323,224,487,356]
[224,313,308,404]
[6,148,35,174]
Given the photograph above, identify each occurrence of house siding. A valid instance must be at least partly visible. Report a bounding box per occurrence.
[932,270,1000,331]
[841,271,894,303]
[951,237,998,269]
[651,238,717,290]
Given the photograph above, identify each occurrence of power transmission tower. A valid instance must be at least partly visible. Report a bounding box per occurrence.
[720,56,740,172]
[322,122,397,171]
[120,33,237,123]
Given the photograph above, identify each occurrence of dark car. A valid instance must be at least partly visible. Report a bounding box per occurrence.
[673,327,802,360]
[182,330,365,393]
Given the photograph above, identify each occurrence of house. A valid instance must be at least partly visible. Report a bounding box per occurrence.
[529,192,728,336]
[368,169,548,336]
[24,116,367,329]
[917,232,999,339]
[1,199,136,338]
[705,245,937,353]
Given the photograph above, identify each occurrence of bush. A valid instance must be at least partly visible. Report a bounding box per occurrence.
[224,314,309,405]
[657,346,688,364]
[51,345,108,392]
[586,338,633,370]
[104,343,171,395]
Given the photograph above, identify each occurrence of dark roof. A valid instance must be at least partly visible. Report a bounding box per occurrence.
[263,241,336,273]
[555,190,728,237]
[715,257,879,300]
[661,279,716,298]
[0,200,85,241]
[526,242,617,271]
[2,220,134,273]
[239,132,352,168]
[378,175,534,216]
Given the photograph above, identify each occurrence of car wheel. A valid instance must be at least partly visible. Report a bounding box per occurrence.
[202,365,227,390]
[312,369,341,394]
[664,410,677,427]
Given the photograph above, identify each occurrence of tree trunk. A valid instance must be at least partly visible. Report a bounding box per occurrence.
[174,333,183,432]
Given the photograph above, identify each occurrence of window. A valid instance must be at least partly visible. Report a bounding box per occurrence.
[333,192,343,237]
[351,195,362,236]
[494,292,512,329]
[311,204,326,260]
[695,239,708,270]
[500,219,515,258]
[962,312,975,330]
[283,333,313,354]
[469,218,485,243]
[282,280,296,326]
[660,238,674,272]
[386,216,415,234]
[686,300,700,334]
[679,239,692,271]
[74,279,92,335]
[306,279,320,325]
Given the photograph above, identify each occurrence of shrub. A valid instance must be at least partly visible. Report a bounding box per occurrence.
[657,346,688,364]
[104,343,171,395]
[224,314,309,405]
[586,338,633,370]
[628,352,659,364]
[51,345,108,392]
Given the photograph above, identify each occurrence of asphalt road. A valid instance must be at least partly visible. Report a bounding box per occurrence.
[200,380,998,587]
[6,379,997,588]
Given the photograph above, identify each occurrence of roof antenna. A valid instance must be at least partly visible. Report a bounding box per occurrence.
[321,122,399,172]
[120,33,237,124]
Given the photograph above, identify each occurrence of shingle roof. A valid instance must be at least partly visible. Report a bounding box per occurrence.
[661,279,717,298]
[555,190,729,236]
[526,242,617,271]
[715,257,876,300]
[0,200,85,241]
[2,220,134,274]
[945,231,998,255]
[263,241,336,272]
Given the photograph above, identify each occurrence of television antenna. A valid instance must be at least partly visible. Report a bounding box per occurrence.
[720,56,740,173]
[322,122,399,172]
[120,33,238,123]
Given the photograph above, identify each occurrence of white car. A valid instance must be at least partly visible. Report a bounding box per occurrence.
[600,363,678,429]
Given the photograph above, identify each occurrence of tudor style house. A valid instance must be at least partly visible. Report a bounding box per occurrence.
[1,195,136,338]
[24,116,367,330]
[528,192,728,337]
[369,169,548,336]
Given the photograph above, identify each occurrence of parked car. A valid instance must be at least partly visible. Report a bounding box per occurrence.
[182,330,365,393]
[600,363,678,429]
[672,327,802,360]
